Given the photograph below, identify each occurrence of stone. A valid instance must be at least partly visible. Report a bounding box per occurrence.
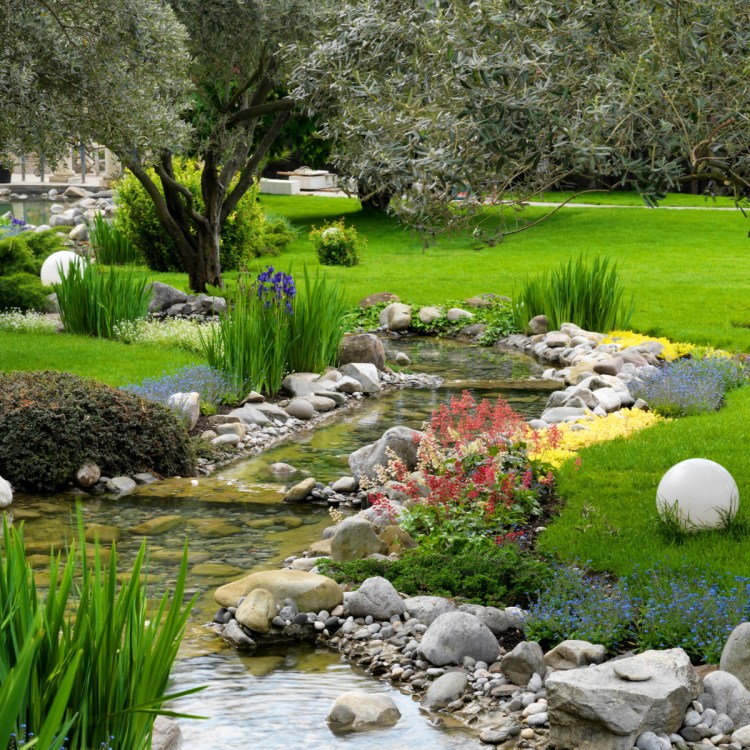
[235,588,276,633]
[251,402,291,421]
[75,462,100,488]
[84,524,121,544]
[220,619,255,650]
[284,477,317,502]
[546,648,699,750]
[446,307,474,323]
[216,423,246,439]
[269,462,297,476]
[285,398,316,420]
[546,332,572,348]
[332,476,359,494]
[379,302,412,331]
[419,611,499,667]
[348,425,423,482]
[327,691,400,731]
[545,640,607,670]
[378,524,417,554]
[63,185,93,199]
[405,596,457,626]
[358,292,400,308]
[458,603,524,634]
[540,406,588,424]
[313,390,346,405]
[131,515,182,535]
[703,671,750,729]
[418,306,443,325]
[422,672,469,710]
[720,623,750,690]
[304,395,337,412]
[528,315,549,335]
[594,358,624,376]
[593,387,622,413]
[394,352,411,366]
[335,376,365,394]
[166,392,201,429]
[347,576,405,620]
[151,716,183,750]
[106,476,137,494]
[338,333,386,371]
[147,281,188,313]
[49,214,77,228]
[331,516,385,561]
[214,569,343,612]
[69,223,88,241]
[227,404,271,427]
[502,641,547,686]
[731,726,750,745]
[211,434,240,446]
[308,538,332,557]
[338,363,381,394]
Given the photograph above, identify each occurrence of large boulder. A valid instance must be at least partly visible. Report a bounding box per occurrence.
[405,596,456,626]
[0,475,12,508]
[166,392,200,430]
[227,404,271,427]
[378,302,412,331]
[338,363,381,394]
[281,373,321,397]
[347,576,405,620]
[502,641,546,686]
[348,426,423,482]
[720,622,750,690]
[330,516,385,561]
[419,611,499,667]
[214,569,343,611]
[338,334,386,371]
[702,670,750,729]
[546,648,699,750]
[147,281,187,313]
[327,691,400,731]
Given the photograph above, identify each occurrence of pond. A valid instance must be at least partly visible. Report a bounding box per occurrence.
[7,337,547,748]
[0,199,54,226]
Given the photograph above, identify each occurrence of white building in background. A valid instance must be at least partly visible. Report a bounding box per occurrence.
[10,145,121,187]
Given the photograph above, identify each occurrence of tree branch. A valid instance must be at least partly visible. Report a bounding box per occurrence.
[226,97,295,128]
[154,156,211,231]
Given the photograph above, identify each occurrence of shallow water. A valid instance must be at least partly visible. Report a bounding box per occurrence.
[0,199,53,226]
[7,337,545,748]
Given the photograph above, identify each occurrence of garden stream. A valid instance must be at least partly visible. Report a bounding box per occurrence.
[10,338,548,749]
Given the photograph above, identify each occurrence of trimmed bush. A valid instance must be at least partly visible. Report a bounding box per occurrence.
[0,235,39,275]
[0,371,195,490]
[19,228,67,260]
[115,160,268,272]
[0,273,48,312]
[309,218,364,266]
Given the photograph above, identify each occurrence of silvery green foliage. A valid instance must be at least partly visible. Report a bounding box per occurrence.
[292,0,750,241]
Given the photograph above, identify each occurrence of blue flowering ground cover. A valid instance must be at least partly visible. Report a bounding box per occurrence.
[123,365,234,410]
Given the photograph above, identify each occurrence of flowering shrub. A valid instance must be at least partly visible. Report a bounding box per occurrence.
[528,562,750,663]
[309,218,364,266]
[112,317,217,354]
[122,365,235,410]
[603,330,729,361]
[629,357,746,417]
[0,309,57,334]
[377,392,561,552]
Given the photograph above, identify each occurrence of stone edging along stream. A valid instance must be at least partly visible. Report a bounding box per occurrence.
[206,319,750,749]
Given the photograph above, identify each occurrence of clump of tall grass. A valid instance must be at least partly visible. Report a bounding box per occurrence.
[201,266,346,397]
[89,213,142,265]
[55,260,151,338]
[0,514,202,749]
[512,255,635,333]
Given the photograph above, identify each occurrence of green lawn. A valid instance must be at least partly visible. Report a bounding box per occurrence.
[540,386,750,578]
[0,332,202,387]
[538,190,743,207]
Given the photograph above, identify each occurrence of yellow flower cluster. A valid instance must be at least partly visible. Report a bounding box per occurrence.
[603,330,729,361]
[530,408,666,469]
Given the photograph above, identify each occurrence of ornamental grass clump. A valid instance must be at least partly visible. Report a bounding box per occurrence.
[89,213,141,265]
[123,365,235,410]
[512,255,635,333]
[629,356,746,417]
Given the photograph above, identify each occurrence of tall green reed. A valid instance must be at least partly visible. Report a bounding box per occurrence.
[512,255,635,333]
[89,214,142,265]
[54,261,151,338]
[0,513,202,750]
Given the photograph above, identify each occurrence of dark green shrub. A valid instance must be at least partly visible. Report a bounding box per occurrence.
[309,218,364,267]
[0,235,39,275]
[0,272,48,311]
[20,228,66,260]
[0,371,195,490]
[115,161,267,272]
[319,545,551,608]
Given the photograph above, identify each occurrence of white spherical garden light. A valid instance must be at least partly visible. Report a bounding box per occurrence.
[657,458,739,530]
[40,250,88,287]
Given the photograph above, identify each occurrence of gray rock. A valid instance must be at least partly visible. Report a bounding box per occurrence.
[251,402,291,421]
[348,426,423,482]
[220,619,255,650]
[235,588,276,633]
[106,476,137,494]
[49,213,76,227]
[379,302,412,331]
[721,623,750,690]
[546,332,571,348]
[528,315,549,335]
[593,387,622,413]
[406,596,457,626]
[334,375,364,394]
[282,373,321,397]
[331,517,385,561]
[313,390,346,405]
[502,641,546,686]
[147,281,188,313]
[151,716,183,750]
[166,391,201,429]
[338,333,386,371]
[418,306,443,325]
[63,185,93,199]
[422,672,469,709]
[133,472,157,485]
[594,358,624,377]
[539,406,588,424]
[0,476,12,508]
[547,649,699,750]
[731,725,750,746]
[69,223,88,241]
[211,433,240,446]
[347,576,405,619]
[327,691,400,731]
[358,292,400,308]
[285,398,315,420]
[338,363,381,394]
[215,423,246,439]
[284,477,317,502]
[227,404,272,427]
[635,731,670,750]
[268,462,297,476]
[394,352,411,366]
[544,640,607,670]
[419,611,499,667]
[446,307,474,323]
[75,462,101,488]
[332,476,359,494]
[304,395,337,412]
[703,670,750,729]
[458,603,522,634]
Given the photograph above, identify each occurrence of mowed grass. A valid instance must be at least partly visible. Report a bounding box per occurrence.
[0,332,202,387]
[538,190,743,207]
[539,386,750,578]
[149,194,750,351]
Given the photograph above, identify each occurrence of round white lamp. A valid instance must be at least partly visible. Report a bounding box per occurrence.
[40,251,88,287]
[657,458,739,530]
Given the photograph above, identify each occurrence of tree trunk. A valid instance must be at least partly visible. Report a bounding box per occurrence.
[187,223,222,292]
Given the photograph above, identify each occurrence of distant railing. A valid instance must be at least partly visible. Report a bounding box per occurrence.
[12,144,120,185]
